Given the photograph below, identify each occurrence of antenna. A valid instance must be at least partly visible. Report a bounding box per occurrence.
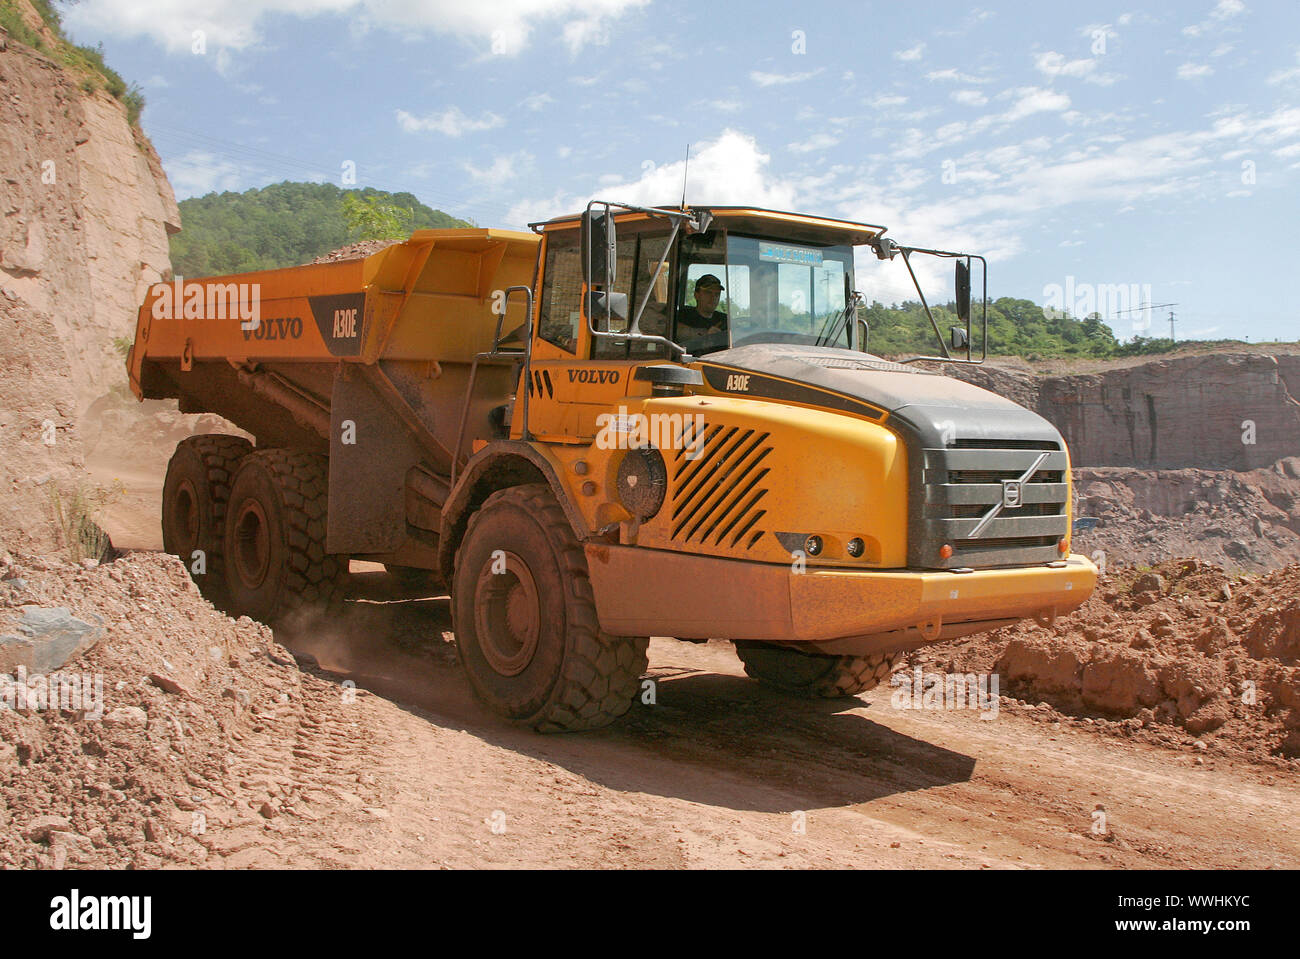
[1113,301,1179,341]
[680,144,691,210]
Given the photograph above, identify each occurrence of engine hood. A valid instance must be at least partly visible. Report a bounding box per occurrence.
[694,343,1059,444]
[692,343,1070,569]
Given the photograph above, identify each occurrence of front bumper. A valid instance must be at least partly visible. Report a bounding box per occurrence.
[584,544,1097,654]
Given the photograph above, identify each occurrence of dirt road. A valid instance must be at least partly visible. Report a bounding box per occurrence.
[234,576,1299,870]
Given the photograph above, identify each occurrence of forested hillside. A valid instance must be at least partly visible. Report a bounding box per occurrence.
[861,298,1281,359]
[169,181,470,277]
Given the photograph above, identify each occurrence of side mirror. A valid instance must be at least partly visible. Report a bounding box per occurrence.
[950,326,969,350]
[582,208,617,288]
[955,259,971,323]
[585,291,629,330]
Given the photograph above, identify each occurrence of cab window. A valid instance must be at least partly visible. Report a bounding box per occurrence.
[539,231,582,353]
[591,229,673,360]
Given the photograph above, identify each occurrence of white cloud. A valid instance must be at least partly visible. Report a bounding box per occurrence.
[64,0,647,56]
[925,68,990,84]
[396,106,504,136]
[868,94,908,108]
[1177,62,1214,80]
[1033,51,1120,86]
[1269,49,1300,85]
[788,133,840,154]
[464,151,534,186]
[520,93,554,111]
[894,43,925,61]
[164,151,244,199]
[750,69,822,87]
[504,129,800,229]
[1183,0,1247,36]
[952,89,988,107]
[1001,87,1072,123]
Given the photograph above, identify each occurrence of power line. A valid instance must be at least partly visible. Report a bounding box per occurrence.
[1113,301,1180,342]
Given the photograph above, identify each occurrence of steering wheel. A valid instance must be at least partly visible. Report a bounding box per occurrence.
[687,330,731,355]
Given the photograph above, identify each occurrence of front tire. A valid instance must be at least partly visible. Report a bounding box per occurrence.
[161,434,252,611]
[734,643,902,698]
[452,484,648,732]
[222,449,343,624]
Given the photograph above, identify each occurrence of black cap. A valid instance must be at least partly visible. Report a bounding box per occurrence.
[694,273,724,291]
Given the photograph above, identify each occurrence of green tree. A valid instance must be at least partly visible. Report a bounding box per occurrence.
[341,192,414,242]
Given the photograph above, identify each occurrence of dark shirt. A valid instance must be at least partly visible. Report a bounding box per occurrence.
[677,307,728,332]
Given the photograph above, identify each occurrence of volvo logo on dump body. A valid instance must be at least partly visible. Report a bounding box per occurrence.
[241,316,302,341]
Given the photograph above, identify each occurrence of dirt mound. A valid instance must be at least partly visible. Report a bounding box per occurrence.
[913,559,1300,763]
[310,240,397,264]
[1073,460,1300,573]
[0,548,379,868]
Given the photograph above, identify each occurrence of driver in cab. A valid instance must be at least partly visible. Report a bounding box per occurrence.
[677,273,728,354]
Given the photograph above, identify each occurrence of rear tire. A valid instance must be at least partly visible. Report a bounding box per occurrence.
[161,434,252,611]
[452,484,648,732]
[222,449,344,624]
[734,642,902,698]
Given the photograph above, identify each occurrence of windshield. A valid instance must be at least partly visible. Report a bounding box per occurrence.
[676,231,854,355]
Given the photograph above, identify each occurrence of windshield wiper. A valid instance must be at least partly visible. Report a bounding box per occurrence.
[812,291,862,348]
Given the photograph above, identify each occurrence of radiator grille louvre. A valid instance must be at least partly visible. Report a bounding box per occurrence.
[669,423,773,550]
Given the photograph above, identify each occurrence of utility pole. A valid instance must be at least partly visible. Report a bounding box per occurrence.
[1113,301,1179,341]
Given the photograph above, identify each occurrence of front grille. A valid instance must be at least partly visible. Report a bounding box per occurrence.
[669,424,773,551]
[918,444,1069,568]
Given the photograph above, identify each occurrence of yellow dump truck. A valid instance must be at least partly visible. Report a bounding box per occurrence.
[129,202,1096,731]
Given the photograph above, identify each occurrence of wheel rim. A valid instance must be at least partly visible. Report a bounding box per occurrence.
[473,551,541,677]
[232,499,271,590]
[174,478,200,546]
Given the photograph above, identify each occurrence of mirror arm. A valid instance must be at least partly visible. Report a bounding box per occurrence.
[900,248,951,360]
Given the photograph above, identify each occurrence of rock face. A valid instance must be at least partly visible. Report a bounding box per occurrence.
[1041,354,1300,470]
[0,17,179,551]
[0,25,179,417]
[0,291,85,552]
[946,352,1300,469]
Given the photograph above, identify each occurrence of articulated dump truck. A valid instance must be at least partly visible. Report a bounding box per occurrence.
[129,202,1097,731]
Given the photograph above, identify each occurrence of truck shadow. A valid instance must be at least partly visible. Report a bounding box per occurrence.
[274,574,977,814]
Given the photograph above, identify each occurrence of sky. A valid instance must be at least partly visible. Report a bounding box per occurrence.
[60,0,1300,342]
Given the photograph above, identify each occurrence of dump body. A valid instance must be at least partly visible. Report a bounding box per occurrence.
[130,228,538,566]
